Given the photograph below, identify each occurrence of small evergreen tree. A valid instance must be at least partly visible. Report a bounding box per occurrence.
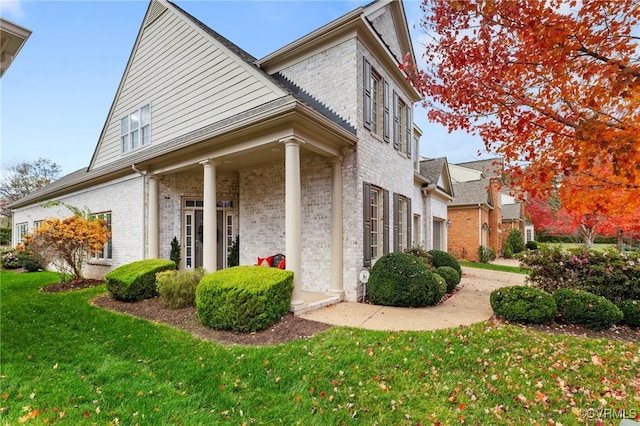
[506,229,525,253]
[170,236,181,269]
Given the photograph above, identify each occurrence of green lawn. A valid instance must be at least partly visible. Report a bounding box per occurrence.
[1,270,638,424]
[460,260,529,275]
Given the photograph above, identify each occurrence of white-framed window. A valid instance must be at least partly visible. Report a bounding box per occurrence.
[121,104,151,154]
[226,213,234,262]
[184,212,193,269]
[370,186,383,260]
[370,70,382,136]
[91,212,112,260]
[397,196,407,252]
[33,220,42,229]
[15,222,28,244]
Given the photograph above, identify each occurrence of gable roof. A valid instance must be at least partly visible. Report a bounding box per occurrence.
[419,157,454,197]
[449,163,486,183]
[450,179,493,207]
[502,203,522,221]
[456,158,504,178]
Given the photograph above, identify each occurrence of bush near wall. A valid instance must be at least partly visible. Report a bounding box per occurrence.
[368,252,442,307]
[428,250,462,276]
[436,266,461,293]
[522,245,640,302]
[0,228,11,245]
[196,266,293,333]
[553,288,623,331]
[490,286,557,325]
[106,259,176,302]
[156,268,205,309]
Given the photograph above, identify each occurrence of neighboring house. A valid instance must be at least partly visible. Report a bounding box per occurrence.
[416,157,454,251]
[10,0,448,310]
[447,158,531,260]
[0,18,31,78]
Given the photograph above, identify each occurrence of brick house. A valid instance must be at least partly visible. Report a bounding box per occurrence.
[10,0,450,310]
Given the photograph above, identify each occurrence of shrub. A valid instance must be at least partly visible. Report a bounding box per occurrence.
[196,266,293,332]
[553,288,623,331]
[368,252,442,307]
[618,300,640,327]
[503,242,514,259]
[431,273,447,303]
[526,240,538,250]
[436,266,461,293]
[1,249,21,269]
[406,246,434,270]
[169,237,181,270]
[506,229,525,253]
[428,250,462,276]
[490,286,557,324]
[106,259,176,302]
[17,250,44,272]
[0,228,11,245]
[156,268,205,309]
[477,245,496,263]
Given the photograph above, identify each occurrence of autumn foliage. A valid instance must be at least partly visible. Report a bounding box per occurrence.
[404,0,640,235]
[19,215,110,280]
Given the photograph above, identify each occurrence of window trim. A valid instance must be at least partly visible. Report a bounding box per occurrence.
[15,222,28,244]
[363,182,389,266]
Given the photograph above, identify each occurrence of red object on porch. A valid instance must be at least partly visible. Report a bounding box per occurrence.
[257,254,286,269]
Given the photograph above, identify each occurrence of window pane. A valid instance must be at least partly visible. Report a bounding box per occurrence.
[120,117,128,134]
[121,135,129,153]
[131,129,139,149]
[140,104,150,126]
[130,110,140,130]
[141,125,150,146]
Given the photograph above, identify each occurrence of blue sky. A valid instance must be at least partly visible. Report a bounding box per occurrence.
[0,0,487,177]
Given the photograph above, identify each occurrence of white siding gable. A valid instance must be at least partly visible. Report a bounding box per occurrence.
[90,0,286,170]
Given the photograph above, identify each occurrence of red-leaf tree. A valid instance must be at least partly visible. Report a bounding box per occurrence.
[404,0,640,218]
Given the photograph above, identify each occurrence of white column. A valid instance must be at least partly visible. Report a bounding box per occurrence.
[283,137,303,306]
[329,156,344,296]
[201,160,217,272]
[148,174,159,259]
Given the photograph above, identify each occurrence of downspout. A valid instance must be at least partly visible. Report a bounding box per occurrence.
[132,164,147,259]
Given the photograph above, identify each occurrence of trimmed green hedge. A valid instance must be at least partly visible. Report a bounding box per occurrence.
[490,286,557,324]
[368,252,441,307]
[196,266,293,333]
[106,259,176,302]
[428,250,462,276]
[553,288,623,331]
[436,266,461,293]
[618,300,640,327]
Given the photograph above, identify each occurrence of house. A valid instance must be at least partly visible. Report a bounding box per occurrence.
[416,157,454,251]
[0,18,32,78]
[10,0,449,310]
[447,158,531,260]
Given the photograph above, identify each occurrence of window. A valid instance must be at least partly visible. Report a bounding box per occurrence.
[393,92,412,158]
[91,212,112,260]
[363,58,390,141]
[121,104,150,153]
[393,194,412,253]
[33,220,42,229]
[370,70,381,135]
[15,222,28,244]
[363,182,388,266]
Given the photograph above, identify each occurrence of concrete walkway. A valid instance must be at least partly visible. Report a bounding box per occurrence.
[299,264,526,331]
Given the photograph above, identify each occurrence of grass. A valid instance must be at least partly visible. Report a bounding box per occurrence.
[460,260,529,275]
[1,270,639,424]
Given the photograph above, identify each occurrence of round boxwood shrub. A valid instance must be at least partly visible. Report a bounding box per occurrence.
[618,300,640,327]
[368,252,440,307]
[106,259,176,302]
[553,288,623,331]
[436,266,461,293]
[490,286,557,324]
[428,250,462,277]
[432,273,447,303]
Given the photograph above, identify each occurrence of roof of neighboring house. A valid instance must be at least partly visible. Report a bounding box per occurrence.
[502,203,522,221]
[456,158,504,177]
[450,179,492,207]
[449,163,485,183]
[419,157,454,197]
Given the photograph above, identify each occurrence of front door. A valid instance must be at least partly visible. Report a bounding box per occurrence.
[184,206,224,270]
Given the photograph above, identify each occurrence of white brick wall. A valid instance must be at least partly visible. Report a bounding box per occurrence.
[12,174,144,279]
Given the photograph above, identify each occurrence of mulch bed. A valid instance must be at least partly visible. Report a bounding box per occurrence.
[42,279,640,345]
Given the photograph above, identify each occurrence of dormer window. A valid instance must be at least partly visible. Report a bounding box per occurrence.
[121,104,151,154]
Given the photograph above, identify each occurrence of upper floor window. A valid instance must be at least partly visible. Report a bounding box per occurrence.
[121,104,150,154]
[363,59,391,143]
[393,94,412,158]
[370,70,381,136]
